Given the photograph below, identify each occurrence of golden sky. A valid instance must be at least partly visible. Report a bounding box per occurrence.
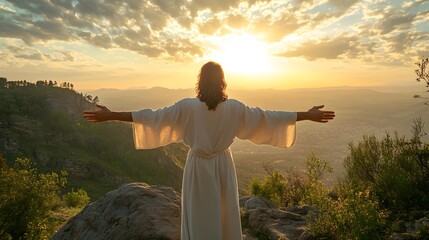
[0,0,428,90]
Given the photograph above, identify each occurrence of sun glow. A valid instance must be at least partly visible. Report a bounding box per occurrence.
[207,34,273,75]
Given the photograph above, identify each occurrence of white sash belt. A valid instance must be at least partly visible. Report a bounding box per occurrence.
[190,149,229,159]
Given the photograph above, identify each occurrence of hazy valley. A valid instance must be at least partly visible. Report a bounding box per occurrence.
[87,85,429,194]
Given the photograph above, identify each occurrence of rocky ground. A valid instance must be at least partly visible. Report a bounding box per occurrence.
[52,182,317,240]
[52,182,429,240]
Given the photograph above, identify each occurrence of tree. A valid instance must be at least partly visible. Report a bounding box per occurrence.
[343,122,429,215]
[92,95,99,104]
[0,154,7,170]
[85,94,93,102]
[36,80,45,87]
[414,57,429,105]
[63,188,90,207]
[0,77,6,89]
[305,151,333,182]
[249,153,332,207]
[0,158,67,239]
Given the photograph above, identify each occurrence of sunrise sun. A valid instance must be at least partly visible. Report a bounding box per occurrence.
[208,33,273,75]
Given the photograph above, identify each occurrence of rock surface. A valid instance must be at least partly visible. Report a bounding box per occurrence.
[244,196,276,210]
[51,183,181,240]
[53,185,318,240]
[241,197,316,240]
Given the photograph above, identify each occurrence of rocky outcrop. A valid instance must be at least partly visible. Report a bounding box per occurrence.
[241,197,318,240]
[53,186,319,240]
[51,183,181,240]
[387,211,429,240]
[243,196,276,210]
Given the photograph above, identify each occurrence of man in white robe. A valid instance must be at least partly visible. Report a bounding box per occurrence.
[84,62,335,240]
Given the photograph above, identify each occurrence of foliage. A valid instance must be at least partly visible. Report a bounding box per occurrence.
[63,188,91,208]
[0,158,67,239]
[248,153,389,239]
[416,222,429,239]
[414,57,429,105]
[0,79,188,200]
[249,169,287,207]
[343,119,429,216]
[248,153,332,207]
[307,183,387,240]
[304,154,385,239]
[305,152,333,182]
[0,154,7,170]
[415,57,429,86]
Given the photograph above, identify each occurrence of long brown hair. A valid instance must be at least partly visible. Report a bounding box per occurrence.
[196,61,228,110]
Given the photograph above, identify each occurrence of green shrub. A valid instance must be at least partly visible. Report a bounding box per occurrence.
[63,188,90,208]
[307,183,387,240]
[0,158,67,239]
[249,153,332,207]
[416,223,429,238]
[249,170,287,207]
[344,120,429,216]
[305,152,333,182]
[248,153,388,239]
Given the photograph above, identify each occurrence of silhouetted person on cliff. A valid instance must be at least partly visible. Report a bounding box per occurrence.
[83,61,335,239]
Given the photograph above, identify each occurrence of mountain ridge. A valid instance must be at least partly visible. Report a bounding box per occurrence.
[0,82,188,199]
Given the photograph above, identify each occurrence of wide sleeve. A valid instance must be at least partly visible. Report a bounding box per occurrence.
[131,101,184,149]
[236,105,297,148]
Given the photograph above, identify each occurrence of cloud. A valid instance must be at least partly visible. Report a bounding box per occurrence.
[0,0,428,65]
[188,0,241,16]
[402,0,429,8]
[5,0,61,18]
[376,10,416,35]
[4,43,82,62]
[199,16,222,35]
[278,35,359,60]
[251,14,303,42]
[15,52,45,61]
[0,3,15,13]
[152,0,186,18]
[163,38,205,59]
[0,41,89,64]
[226,14,248,29]
[1,0,201,60]
[328,0,359,11]
[384,32,416,53]
[293,0,317,8]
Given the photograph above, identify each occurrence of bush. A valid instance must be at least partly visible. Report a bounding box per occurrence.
[248,153,389,239]
[307,183,387,240]
[63,188,90,208]
[343,119,429,216]
[249,153,332,207]
[249,170,287,207]
[0,158,67,239]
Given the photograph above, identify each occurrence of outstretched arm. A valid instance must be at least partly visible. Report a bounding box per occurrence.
[297,105,335,123]
[83,104,133,122]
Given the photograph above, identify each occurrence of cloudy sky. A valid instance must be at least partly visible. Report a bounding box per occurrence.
[0,0,428,90]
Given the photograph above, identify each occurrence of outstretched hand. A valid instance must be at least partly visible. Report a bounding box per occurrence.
[307,105,335,123]
[83,104,112,122]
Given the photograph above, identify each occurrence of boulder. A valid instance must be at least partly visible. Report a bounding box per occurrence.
[283,205,319,216]
[387,233,416,240]
[246,206,317,240]
[52,183,317,240]
[239,196,252,208]
[415,216,429,231]
[51,183,181,240]
[244,196,276,210]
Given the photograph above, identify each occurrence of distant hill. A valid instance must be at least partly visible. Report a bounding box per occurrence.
[0,81,188,199]
[87,85,429,194]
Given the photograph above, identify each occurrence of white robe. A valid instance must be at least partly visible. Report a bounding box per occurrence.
[132,98,297,240]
